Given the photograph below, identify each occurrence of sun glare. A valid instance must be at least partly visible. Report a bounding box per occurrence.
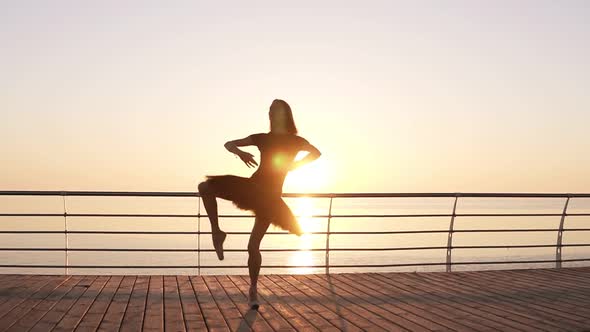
[293,197,316,234]
[284,153,330,193]
[288,197,320,274]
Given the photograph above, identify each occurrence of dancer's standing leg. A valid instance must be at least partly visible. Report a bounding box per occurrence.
[247,216,270,309]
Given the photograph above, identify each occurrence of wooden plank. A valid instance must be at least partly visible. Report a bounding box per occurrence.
[499,269,590,303]
[300,273,407,331]
[6,276,84,332]
[283,274,384,331]
[176,275,207,331]
[302,274,412,331]
[397,271,573,332]
[0,275,50,314]
[215,275,274,332]
[332,273,461,331]
[0,275,50,315]
[75,276,123,331]
[120,275,149,332]
[370,272,514,332]
[203,275,245,331]
[513,269,590,303]
[538,268,590,284]
[228,275,296,331]
[422,269,589,329]
[0,268,588,331]
[263,275,339,331]
[0,275,35,308]
[97,275,136,331]
[476,268,590,322]
[391,271,557,332]
[312,273,433,331]
[455,270,590,325]
[28,275,98,332]
[544,267,590,284]
[341,272,488,332]
[163,275,186,332]
[394,270,530,332]
[142,276,164,332]
[189,275,229,331]
[239,275,318,331]
[52,275,110,332]
[0,276,70,330]
[315,273,444,332]
[271,274,362,331]
[473,269,590,314]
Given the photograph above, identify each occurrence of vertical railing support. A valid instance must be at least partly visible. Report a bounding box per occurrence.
[197,195,202,276]
[62,192,68,275]
[325,196,333,275]
[446,194,459,272]
[556,196,570,269]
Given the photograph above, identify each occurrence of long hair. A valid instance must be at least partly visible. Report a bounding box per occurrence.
[270,99,298,134]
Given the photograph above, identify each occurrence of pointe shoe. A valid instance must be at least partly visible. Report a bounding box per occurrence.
[212,230,227,260]
[248,286,259,310]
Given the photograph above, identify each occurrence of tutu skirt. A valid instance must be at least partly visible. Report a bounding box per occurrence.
[203,175,303,236]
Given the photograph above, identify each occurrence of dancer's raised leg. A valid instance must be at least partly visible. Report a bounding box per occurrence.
[247,216,270,309]
[198,181,226,260]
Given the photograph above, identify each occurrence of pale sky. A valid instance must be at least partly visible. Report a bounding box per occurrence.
[1,1,589,193]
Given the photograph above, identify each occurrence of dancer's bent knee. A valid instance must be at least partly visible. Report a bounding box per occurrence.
[198,181,210,195]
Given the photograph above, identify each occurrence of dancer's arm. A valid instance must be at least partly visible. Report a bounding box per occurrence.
[290,141,321,171]
[224,136,259,168]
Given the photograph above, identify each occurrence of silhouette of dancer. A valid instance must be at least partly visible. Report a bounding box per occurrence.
[198,99,321,309]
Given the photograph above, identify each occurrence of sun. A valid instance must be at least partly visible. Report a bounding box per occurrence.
[284,153,330,193]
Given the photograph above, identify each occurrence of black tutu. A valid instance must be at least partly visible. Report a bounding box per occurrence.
[203,175,303,236]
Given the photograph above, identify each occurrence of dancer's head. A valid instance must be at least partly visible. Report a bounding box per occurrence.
[269,99,297,134]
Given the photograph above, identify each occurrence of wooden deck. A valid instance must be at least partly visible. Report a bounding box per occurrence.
[0,267,588,331]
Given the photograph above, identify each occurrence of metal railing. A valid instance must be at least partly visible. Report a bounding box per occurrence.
[1,191,590,274]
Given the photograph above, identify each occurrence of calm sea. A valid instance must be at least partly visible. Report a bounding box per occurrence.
[1,195,589,275]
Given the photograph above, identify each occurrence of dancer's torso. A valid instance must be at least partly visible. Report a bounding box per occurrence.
[249,132,307,194]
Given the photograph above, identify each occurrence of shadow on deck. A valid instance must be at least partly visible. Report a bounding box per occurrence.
[0,266,589,331]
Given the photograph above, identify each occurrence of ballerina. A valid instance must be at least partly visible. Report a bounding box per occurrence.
[198,99,321,309]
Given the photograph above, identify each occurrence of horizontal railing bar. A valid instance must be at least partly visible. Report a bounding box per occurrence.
[0,247,441,252]
[326,258,590,268]
[0,214,269,218]
[2,244,589,252]
[0,248,323,252]
[2,213,590,218]
[453,244,590,249]
[2,258,588,269]
[0,231,322,235]
[456,213,590,217]
[2,190,590,198]
[453,228,590,232]
[0,231,196,234]
[2,229,590,235]
[329,213,590,218]
[326,229,573,234]
[0,213,449,218]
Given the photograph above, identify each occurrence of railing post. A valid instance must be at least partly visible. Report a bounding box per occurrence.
[197,195,201,276]
[446,194,459,272]
[62,192,68,275]
[325,196,333,275]
[556,196,570,269]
